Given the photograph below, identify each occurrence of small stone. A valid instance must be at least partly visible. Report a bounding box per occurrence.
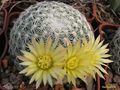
[55,84,65,90]
[55,80,63,85]
[85,76,94,90]
[19,82,26,90]
[5,69,10,75]
[9,73,23,88]
[75,78,86,88]
[0,11,4,16]
[1,78,9,85]
[3,82,13,90]
[116,84,120,90]
[107,70,113,83]
[26,84,36,90]
[72,86,85,90]
[76,78,81,87]
[63,82,71,90]
[10,73,22,89]
[9,73,16,84]
[113,75,120,84]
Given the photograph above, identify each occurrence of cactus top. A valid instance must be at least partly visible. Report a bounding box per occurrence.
[9,1,93,58]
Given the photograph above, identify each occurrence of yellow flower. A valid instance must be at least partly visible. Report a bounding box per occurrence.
[64,36,113,85]
[18,37,66,89]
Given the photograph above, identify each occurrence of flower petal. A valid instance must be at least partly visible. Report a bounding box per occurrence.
[101,54,111,58]
[20,61,32,66]
[28,44,38,56]
[35,70,43,81]
[49,68,58,79]
[43,71,48,86]
[21,51,36,62]
[17,56,29,61]
[32,37,44,55]
[47,73,53,87]
[25,66,38,76]
[19,68,28,74]
[46,37,52,52]
[36,78,42,89]
[95,68,104,79]
[100,59,113,63]
[95,65,108,74]
[29,72,38,84]
[93,36,100,49]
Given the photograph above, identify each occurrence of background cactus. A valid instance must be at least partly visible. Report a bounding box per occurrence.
[110,28,120,75]
[9,1,93,70]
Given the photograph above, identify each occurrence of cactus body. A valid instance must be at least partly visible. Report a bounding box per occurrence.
[9,1,93,70]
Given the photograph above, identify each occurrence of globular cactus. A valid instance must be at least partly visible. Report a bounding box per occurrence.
[110,28,120,75]
[9,1,93,70]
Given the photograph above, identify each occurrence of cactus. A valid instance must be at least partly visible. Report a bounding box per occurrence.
[9,1,93,70]
[110,28,120,75]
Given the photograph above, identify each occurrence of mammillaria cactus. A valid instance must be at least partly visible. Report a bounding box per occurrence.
[110,28,120,75]
[9,1,93,70]
[18,35,112,88]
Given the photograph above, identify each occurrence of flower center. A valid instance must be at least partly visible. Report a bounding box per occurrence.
[66,56,78,70]
[37,55,52,70]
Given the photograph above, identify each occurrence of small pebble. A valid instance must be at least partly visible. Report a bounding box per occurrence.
[3,82,13,90]
[113,75,120,84]
[1,78,9,85]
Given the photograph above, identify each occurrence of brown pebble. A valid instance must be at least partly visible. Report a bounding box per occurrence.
[2,56,9,69]
[19,82,26,90]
